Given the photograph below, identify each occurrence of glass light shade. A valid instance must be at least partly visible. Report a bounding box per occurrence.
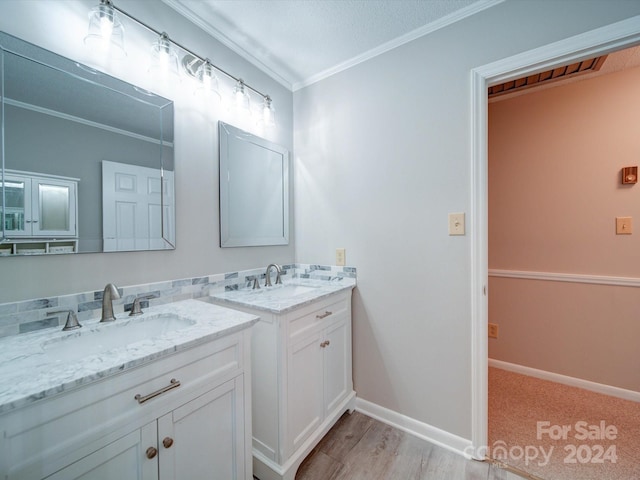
[262,96,276,128]
[233,79,251,114]
[195,60,221,104]
[84,0,126,58]
[150,32,179,77]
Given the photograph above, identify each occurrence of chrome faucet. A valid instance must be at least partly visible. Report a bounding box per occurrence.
[264,263,282,287]
[100,283,120,322]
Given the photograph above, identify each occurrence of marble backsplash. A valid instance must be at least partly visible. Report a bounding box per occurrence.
[0,264,356,338]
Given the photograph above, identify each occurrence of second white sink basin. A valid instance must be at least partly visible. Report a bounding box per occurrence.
[42,313,195,361]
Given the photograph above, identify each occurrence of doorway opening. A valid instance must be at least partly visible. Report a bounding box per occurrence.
[470,12,640,466]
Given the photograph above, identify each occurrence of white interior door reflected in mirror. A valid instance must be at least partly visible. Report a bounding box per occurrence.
[102,161,175,252]
[219,122,289,247]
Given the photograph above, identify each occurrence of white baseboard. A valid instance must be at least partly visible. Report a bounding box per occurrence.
[355,397,472,457]
[489,359,640,403]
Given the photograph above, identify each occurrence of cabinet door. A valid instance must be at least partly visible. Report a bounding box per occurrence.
[287,330,324,455]
[44,423,158,480]
[31,177,77,237]
[157,377,246,480]
[1,174,30,236]
[323,317,351,415]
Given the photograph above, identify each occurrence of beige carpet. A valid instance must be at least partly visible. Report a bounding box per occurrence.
[488,367,640,480]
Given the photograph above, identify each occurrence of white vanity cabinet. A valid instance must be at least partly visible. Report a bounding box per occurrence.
[216,288,355,480]
[287,306,352,455]
[0,330,253,480]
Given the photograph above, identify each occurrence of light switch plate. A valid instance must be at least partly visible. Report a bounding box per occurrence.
[616,217,632,235]
[448,213,465,235]
[336,248,346,266]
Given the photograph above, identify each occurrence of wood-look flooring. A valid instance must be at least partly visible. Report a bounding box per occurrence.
[294,411,526,480]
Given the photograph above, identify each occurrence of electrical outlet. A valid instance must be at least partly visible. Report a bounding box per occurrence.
[336,248,346,266]
[448,213,465,235]
[488,323,499,339]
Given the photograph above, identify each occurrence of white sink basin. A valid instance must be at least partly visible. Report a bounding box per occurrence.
[258,284,318,298]
[42,313,195,361]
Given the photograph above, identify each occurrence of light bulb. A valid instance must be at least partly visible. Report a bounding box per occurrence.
[150,33,179,77]
[200,61,214,87]
[233,79,250,113]
[262,96,275,127]
[195,59,221,104]
[158,37,171,69]
[99,12,114,40]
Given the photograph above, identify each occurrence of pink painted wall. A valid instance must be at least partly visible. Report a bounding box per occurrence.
[488,65,640,392]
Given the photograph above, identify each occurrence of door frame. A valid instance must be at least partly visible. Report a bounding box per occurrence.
[469,15,640,456]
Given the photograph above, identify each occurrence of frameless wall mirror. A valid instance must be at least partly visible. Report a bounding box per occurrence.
[0,31,175,256]
[219,122,289,247]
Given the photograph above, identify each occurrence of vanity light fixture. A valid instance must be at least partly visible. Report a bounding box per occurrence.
[84,0,274,126]
[84,0,125,57]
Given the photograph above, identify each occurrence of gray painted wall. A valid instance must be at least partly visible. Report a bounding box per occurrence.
[293,0,640,440]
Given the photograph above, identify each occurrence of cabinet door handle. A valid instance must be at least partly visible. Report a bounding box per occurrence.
[320,340,330,348]
[162,437,174,449]
[146,447,158,459]
[316,311,332,319]
[135,378,181,404]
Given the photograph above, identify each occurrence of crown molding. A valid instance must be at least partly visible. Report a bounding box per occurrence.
[292,0,505,91]
[163,0,505,92]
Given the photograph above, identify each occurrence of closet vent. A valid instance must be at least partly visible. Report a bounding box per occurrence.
[488,55,607,98]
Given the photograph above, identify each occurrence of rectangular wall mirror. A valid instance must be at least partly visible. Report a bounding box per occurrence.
[0,31,175,256]
[219,121,289,247]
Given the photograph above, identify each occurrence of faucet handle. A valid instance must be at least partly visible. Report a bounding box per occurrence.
[48,309,82,331]
[129,295,155,316]
[252,278,261,290]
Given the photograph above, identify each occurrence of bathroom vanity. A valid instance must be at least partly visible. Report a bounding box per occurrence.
[0,300,258,480]
[210,279,356,480]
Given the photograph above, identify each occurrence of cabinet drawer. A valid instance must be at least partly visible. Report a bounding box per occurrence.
[1,333,244,480]
[288,295,348,342]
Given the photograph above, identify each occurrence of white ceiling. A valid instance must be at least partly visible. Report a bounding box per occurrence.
[163,0,500,90]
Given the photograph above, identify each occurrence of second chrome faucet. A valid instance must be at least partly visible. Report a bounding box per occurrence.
[100,283,120,322]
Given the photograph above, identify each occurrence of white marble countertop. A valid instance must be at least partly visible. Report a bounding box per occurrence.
[209,278,356,313]
[0,299,258,414]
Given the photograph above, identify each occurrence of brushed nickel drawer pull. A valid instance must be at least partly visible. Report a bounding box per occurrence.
[135,378,181,404]
[316,311,332,319]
